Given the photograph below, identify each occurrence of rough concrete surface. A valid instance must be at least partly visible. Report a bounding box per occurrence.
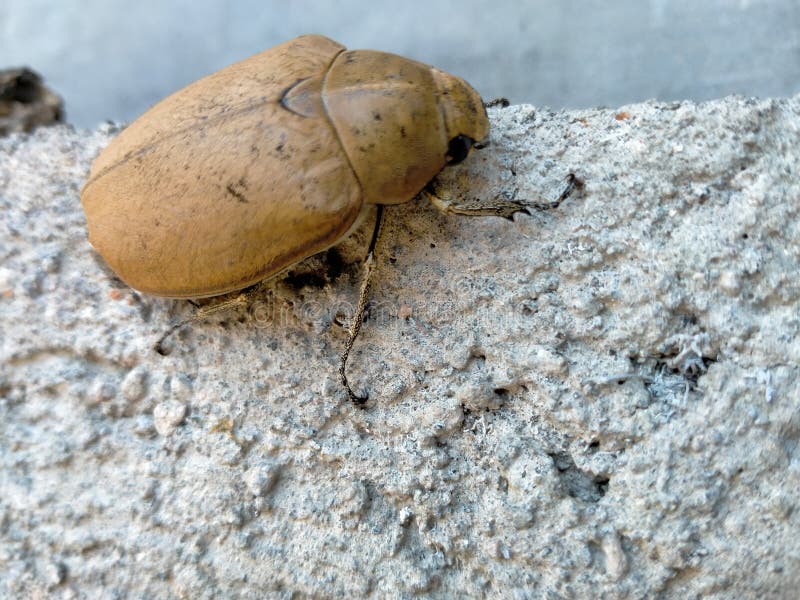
[1,95,799,598]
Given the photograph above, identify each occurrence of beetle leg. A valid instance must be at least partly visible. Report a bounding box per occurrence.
[530,173,578,210]
[426,188,529,219]
[339,205,384,406]
[154,291,253,355]
[425,173,578,219]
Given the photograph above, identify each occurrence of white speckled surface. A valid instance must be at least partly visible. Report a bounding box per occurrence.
[1,96,799,598]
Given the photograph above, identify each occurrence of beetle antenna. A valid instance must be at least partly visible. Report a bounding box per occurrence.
[339,205,384,406]
[154,319,189,355]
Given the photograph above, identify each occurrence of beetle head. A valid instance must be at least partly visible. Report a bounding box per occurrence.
[431,68,490,165]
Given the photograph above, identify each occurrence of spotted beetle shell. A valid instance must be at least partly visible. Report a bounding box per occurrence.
[81,35,488,298]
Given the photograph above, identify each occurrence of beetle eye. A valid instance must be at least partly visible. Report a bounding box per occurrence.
[446,134,474,165]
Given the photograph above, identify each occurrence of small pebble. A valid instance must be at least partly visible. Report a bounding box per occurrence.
[153,400,187,436]
[121,366,149,402]
[603,532,628,580]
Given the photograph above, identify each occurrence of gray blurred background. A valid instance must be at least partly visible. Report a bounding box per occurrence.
[1,0,798,128]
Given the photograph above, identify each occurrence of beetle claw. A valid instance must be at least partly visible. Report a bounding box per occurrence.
[154,320,186,355]
[339,357,369,406]
[350,388,370,407]
[154,339,169,355]
[515,173,580,213]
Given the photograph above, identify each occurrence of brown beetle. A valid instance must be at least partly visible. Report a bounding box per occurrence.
[81,34,489,298]
[81,35,539,402]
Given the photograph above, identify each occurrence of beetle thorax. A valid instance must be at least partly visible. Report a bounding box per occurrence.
[321,50,450,205]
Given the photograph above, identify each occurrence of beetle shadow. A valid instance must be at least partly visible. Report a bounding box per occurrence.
[153,224,374,357]
[282,247,349,290]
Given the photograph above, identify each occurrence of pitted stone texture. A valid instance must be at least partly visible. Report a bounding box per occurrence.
[1,95,798,598]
